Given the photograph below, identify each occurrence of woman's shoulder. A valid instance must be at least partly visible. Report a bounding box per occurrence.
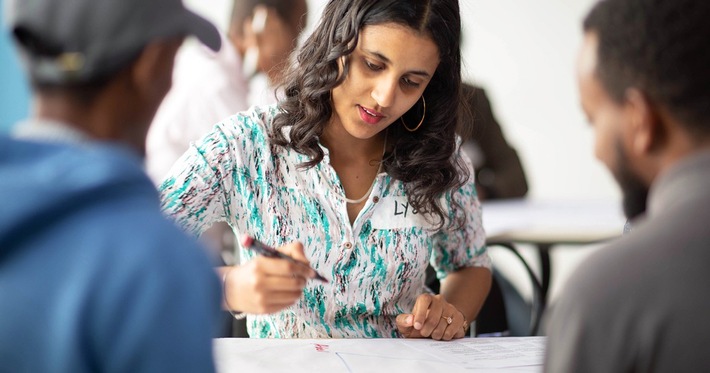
[220,103,279,130]
[209,104,282,144]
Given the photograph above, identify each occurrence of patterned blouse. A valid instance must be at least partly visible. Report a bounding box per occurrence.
[159,105,491,338]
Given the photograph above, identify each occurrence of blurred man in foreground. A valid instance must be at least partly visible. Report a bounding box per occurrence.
[0,0,223,371]
[545,0,710,371]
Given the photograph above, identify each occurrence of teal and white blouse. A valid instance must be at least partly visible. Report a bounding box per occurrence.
[160,105,490,338]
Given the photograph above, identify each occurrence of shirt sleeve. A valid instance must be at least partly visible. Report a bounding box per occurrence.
[158,111,264,237]
[431,153,491,279]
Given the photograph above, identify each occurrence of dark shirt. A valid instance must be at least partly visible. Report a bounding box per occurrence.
[461,84,528,200]
[545,150,710,372]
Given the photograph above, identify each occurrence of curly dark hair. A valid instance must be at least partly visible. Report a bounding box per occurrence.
[584,0,710,136]
[271,0,468,229]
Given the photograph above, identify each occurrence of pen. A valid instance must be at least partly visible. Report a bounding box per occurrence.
[240,234,329,283]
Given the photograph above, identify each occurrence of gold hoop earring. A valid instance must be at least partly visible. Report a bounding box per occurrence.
[400,96,426,132]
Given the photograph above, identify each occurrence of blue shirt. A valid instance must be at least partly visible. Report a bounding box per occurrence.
[0,134,221,372]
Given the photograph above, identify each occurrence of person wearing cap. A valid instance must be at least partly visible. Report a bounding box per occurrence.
[0,0,224,371]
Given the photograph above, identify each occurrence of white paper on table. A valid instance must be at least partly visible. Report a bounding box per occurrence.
[402,337,546,369]
[213,337,546,373]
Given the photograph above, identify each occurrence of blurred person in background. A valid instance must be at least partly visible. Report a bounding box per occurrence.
[146,0,308,182]
[145,0,308,259]
[460,83,528,200]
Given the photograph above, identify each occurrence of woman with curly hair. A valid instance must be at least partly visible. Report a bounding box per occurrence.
[159,0,492,340]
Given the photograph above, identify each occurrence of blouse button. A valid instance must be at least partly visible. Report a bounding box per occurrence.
[372,196,380,203]
[343,242,353,250]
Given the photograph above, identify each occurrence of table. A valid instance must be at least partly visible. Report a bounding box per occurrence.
[482,198,626,334]
[214,337,546,372]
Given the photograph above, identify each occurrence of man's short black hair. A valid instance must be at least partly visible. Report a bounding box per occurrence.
[584,0,710,136]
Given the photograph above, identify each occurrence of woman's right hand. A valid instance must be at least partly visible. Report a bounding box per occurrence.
[222,241,313,314]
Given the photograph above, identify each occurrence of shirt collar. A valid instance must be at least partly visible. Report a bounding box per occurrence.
[648,149,710,217]
[11,118,92,145]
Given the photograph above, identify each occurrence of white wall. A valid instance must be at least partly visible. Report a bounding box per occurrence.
[460,0,618,202]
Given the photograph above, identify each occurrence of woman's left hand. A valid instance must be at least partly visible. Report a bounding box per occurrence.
[395,293,468,340]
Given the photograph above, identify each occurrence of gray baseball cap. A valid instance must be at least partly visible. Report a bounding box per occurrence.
[4,0,221,84]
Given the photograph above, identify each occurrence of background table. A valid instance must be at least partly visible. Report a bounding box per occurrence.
[482,198,626,334]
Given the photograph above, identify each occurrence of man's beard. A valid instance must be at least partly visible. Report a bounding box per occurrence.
[613,141,649,220]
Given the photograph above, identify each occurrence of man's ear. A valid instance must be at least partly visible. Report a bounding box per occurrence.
[624,88,666,157]
[129,38,183,101]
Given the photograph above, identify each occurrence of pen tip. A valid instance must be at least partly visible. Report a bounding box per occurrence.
[241,234,253,247]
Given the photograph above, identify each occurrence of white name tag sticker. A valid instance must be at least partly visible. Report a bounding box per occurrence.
[370,196,436,230]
